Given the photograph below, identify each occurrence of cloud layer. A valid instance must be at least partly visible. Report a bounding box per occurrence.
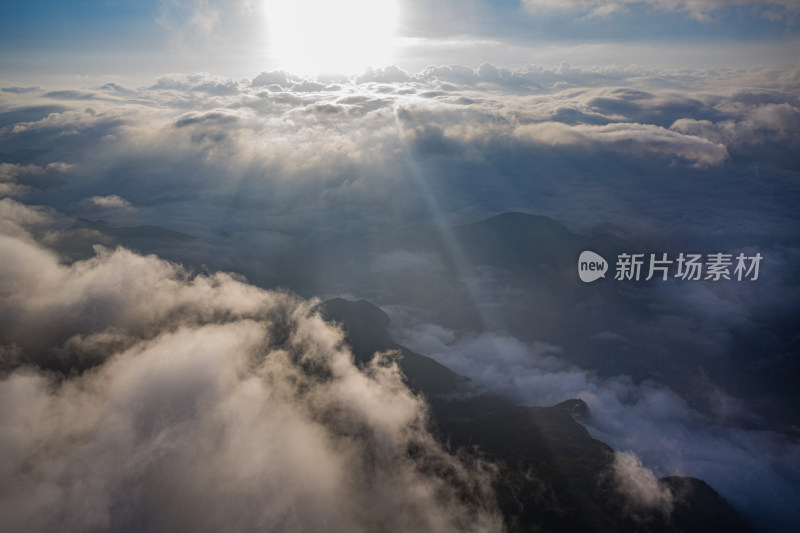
[0,229,501,533]
[522,0,800,19]
[2,63,798,240]
[388,323,800,532]
[2,63,799,531]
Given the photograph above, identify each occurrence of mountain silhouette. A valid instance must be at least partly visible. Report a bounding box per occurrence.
[321,297,752,533]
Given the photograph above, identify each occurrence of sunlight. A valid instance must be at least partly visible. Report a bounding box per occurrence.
[264,0,400,76]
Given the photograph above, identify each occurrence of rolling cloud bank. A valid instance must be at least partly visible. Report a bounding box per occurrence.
[0,228,501,533]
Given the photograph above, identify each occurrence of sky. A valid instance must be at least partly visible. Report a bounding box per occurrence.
[1,1,800,532]
[1,0,799,84]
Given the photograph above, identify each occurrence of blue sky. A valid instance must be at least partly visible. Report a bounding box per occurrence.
[1,0,799,84]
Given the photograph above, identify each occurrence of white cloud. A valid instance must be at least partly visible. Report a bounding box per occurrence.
[388,322,800,531]
[0,232,502,533]
[355,66,412,84]
[0,198,60,240]
[613,451,674,514]
[522,0,800,19]
[87,194,133,210]
[671,101,800,165]
[514,121,729,167]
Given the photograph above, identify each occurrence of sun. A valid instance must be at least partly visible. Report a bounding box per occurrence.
[264,0,401,76]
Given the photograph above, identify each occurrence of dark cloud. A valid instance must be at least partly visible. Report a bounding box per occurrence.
[0,104,68,129]
[173,110,241,128]
[1,86,40,94]
[43,89,98,100]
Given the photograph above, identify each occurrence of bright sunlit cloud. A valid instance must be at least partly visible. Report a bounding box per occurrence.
[264,0,400,76]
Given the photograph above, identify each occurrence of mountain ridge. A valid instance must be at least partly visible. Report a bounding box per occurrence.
[320,297,753,533]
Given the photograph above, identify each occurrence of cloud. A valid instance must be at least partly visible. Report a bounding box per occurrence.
[514,121,729,167]
[0,162,70,198]
[0,198,61,240]
[1,63,798,530]
[1,87,41,95]
[670,100,800,169]
[251,70,296,88]
[388,323,800,531]
[86,195,133,210]
[0,67,795,274]
[1,64,797,294]
[355,66,412,84]
[521,0,800,19]
[0,198,53,228]
[613,451,674,515]
[0,231,502,533]
[173,110,241,128]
